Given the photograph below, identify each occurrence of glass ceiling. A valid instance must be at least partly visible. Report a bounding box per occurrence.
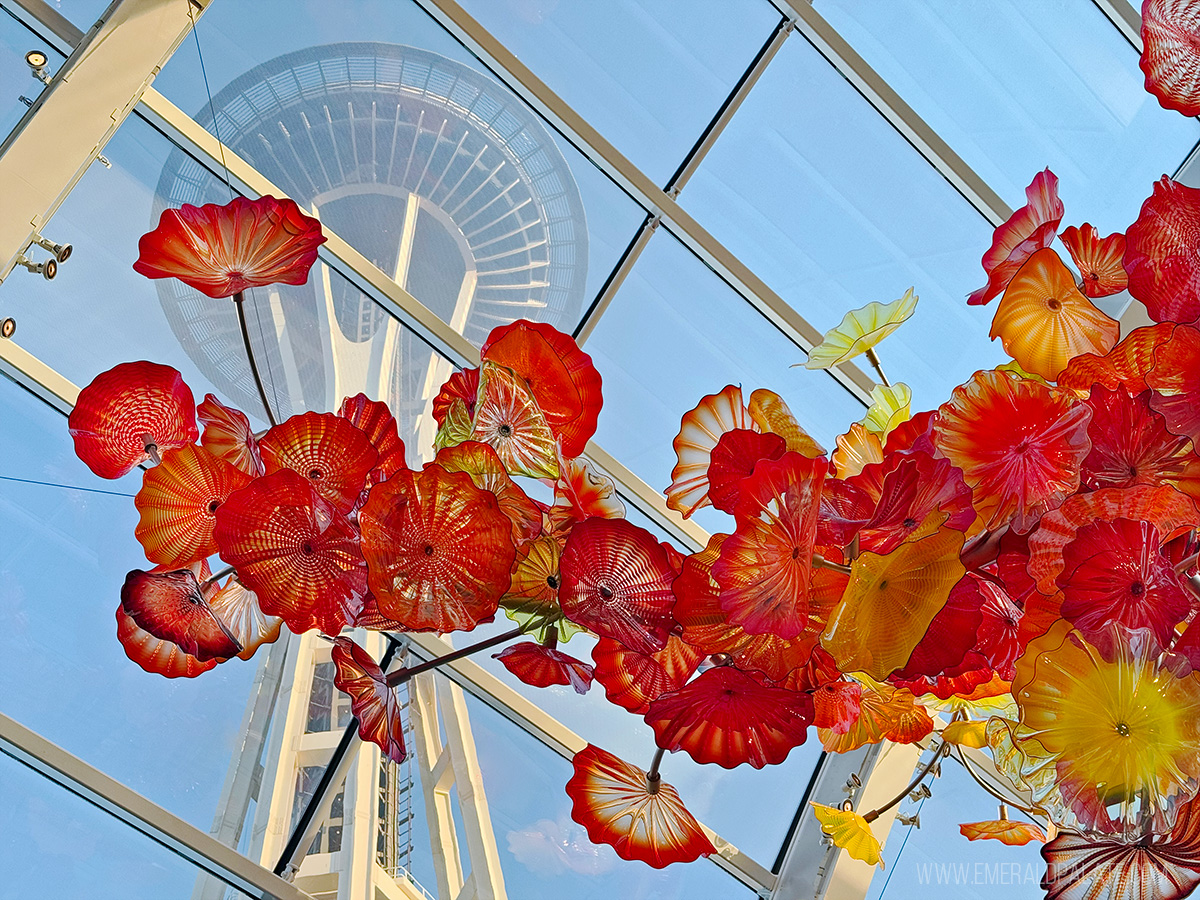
[0,1,1197,898]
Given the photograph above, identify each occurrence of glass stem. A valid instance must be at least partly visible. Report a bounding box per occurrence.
[646,747,666,795]
[201,564,236,587]
[863,741,946,823]
[865,347,891,387]
[233,291,279,428]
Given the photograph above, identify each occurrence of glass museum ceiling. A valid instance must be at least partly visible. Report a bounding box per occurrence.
[0,1,1194,898]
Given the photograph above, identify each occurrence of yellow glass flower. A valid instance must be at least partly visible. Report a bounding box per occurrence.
[805,288,918,369]
[860,383,912,440]
[748,388,826,457]
[822,520,966,681]
[811,803,884,867]
[942,720,988,749]
[1012,619,1200,829]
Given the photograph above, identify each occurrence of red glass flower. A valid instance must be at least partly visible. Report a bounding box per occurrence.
[1058,517,1192,655]
[215,469,367,635]
[706,428,787,515]
[547,452,626,536]
[558,517,677,655]
[134,444,252,568]
[566,744,715,868]
[933,370,1091,532]
[1057,322,1174,396]
[967,169,1063,306]
[133,195,325,298]
[493,642,595,694]
[480,320,602,458]
[359,464,515,633]
[68,361,198,479]
[645,666,814,768]
[1125,177,1200,324]
[119,566,240,661]
[848,449,974,554]
[1060,223,1128,298]
[205,576,282,661]
[1081,385,1200,505]
[330,637,406,764]
[432,368,479,428]
[1141,0,1200,116]
[259,411,378,514]
[337,393,407,484]
[713,452,828,639]
[116,602,217,678]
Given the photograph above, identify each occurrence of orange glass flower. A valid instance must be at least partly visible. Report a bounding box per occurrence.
[1148,323,1200,446]
[819,684,933,753]
[205,576,281,662]
[133,195,325,298]
[68,361,198,480]
[666,384,757,518]
[1061,223,1128,298]
[990,248,1119,380]
[337,393,407,485]
[359,464,516,633]
[1013,620,1200,831]
[116,601,217,678]
[134,444,252,568]
[436,441,543,551]
[566,744,715,868]
[259,411,378,514]
[933,370,1091,532]
[547,451,626,535]
[959,818,1046,846]
[832,423,883,480]
[968,168,1063,306]
[1057,322,1173,396]
[748,388,826,457]
[197,393,263,476]
[330,636,406,763]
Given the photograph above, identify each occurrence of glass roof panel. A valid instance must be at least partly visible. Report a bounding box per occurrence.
[0,367,273,846]
[0,8,64,145]
[461,689,762,898]
[153,0,646,345]
[864,759,1045,900]
[585,228,867,538]
[679,34,1004,417]
[818,0,1200,234]
[40,0,109,31]
[452,0,782,185]
[0,752,259,900]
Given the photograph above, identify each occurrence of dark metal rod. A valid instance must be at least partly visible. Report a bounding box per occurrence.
[232,291,278,428]
[273,637,401,878]
[385,627,524,687]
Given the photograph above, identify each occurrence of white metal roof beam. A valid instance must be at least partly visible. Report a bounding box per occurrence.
[410,0,878,404]
[775,0,1012,229]
[1092,0,1143,51]
[134,88,711,553]
[0,711,317,900]
[0,0,212,282]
